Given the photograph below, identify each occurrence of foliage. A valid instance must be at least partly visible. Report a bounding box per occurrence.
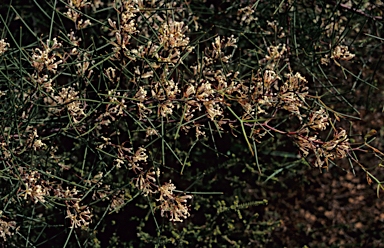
[0,0,383,247]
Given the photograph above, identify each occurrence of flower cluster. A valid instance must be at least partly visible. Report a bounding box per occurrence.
[64,0,92,29]
[331,45,355,61]
[107,0,139,61]
[0,212,18,241]
[66,202,93,229]
[238,6,258,26]
[159,20,190,49]
[0,39,10,55]
[266,44,287,63]
[44,86,85,121]
[20,170,50,203]
[134,167,159,196]
[295,128,350,167]
[157,180,193,222]
[322,44,355,66]
[31,38,63,74]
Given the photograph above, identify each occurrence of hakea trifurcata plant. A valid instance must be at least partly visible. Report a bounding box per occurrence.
[0,0,382,240]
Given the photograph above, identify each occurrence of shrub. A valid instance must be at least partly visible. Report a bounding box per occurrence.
[0,0,383,247]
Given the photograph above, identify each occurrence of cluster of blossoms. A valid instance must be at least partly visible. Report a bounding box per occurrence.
[157,180,193,222]
[331,45,355,61]
[294,128,350,167]
[44,86,86,122]
[67,31,82,55]
[19,170,50,203]
[310,5,357,67]
[12,167,94,229]
[108,0,139,61]
[99,141,192,220]
[63,0,93,29]
[158,20,190,50]
[313,5,352,38]
[17,168,94,229]
[66,202,93,229]
[112,16,360,172]
[0,39,10,55]
[322,44,356,66]
[238,6,258,26]
[31,38,63,74]
[265,44,287,64]
[0,212,18,241]
[133,167,159,196]
[27,37,65,94]
[75,52,94,78]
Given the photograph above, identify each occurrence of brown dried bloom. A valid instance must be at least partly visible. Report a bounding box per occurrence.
[295,134,319,158]
[278,72,309,120]
[295,128,350,168]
